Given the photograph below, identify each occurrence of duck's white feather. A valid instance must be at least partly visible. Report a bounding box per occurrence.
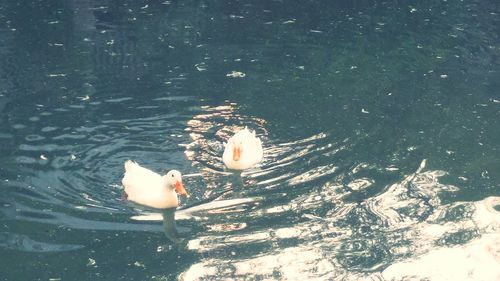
[222,128,263,170]
[122,160,178,209]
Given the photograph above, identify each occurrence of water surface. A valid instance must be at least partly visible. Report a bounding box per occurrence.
[0,1,499,280]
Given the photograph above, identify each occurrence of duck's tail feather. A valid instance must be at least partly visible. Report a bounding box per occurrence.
[124,160,137,171]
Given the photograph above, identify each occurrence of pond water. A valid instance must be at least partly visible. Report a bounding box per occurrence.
[0,0,499,280]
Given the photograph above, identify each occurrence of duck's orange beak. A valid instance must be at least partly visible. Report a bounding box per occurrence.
[175,181,189,197]
[233,147,241,161]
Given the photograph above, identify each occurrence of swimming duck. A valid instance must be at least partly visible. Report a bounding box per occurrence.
[122,160,189,209]
[222,127,263,170]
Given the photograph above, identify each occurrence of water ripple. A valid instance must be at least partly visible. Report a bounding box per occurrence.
[3,96,202,231]
[0,232,84,253]
[180,158,500,280]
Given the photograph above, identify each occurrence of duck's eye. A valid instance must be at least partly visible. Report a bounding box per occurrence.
[171,174,175,177]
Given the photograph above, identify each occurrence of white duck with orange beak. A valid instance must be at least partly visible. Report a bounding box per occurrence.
[122,160,189,209]
[222,127,263,170]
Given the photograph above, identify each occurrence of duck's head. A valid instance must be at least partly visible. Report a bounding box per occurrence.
[231,140,243,161]
[163,170,189,197]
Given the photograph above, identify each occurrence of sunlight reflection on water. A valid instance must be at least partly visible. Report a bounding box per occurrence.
[178,160,499,280]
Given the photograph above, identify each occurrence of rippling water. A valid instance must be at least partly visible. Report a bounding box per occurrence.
[0,1,499,280]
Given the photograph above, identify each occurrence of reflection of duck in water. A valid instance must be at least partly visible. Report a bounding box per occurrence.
[161,208,183,243]
[223,127,263,170]
[122,160,189,209]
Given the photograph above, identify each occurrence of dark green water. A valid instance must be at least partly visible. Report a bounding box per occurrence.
[0,1,499,280]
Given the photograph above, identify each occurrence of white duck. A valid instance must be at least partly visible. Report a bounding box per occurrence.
[222,127,263,170]
[121,160,189,209]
